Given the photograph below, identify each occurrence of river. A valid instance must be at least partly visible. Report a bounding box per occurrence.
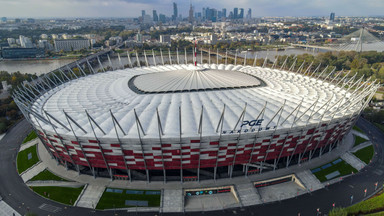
[0,48,323,75]
[0,59,76,75]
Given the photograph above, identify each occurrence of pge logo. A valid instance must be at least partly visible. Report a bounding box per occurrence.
[241,119,264,128]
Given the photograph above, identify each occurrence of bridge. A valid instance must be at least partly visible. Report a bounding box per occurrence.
[292,28,384,52]
[290,44,337,51]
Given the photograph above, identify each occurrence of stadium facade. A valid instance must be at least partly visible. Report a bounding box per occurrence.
[13,51,378,182]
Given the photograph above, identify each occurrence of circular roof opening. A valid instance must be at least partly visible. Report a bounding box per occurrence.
[129,67,264,94]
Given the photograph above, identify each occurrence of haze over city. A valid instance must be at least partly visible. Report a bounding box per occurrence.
[1,0,384,18]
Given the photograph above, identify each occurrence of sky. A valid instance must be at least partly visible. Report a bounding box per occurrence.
[0,0,383,18]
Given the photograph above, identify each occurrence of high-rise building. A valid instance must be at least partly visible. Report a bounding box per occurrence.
[330,12,335,22]
[153,10,158,22]
[222,9,227,18]
[239,8,244,19]
[143,15,152,24]
[1,17,6,23]
[136,32,143,43]
[19,35,33,48]
[205,8,217,22]
[159,14,166,23]
[188,4,194,23]
[142,10,146,17]
[210,33,217,45]
[233,8,238,19]
[172,2,178,21]
[218,11,222,19]
[202,8,206,20]
[229,12,234,19]
[247,8,252,19]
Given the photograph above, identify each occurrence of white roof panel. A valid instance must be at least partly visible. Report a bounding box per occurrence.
[30,64,357,139]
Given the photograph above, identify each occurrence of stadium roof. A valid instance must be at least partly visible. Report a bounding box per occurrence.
[131,65,263,93]
[30,64,360,139]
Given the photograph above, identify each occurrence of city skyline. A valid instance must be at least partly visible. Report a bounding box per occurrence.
[0,0,383,18]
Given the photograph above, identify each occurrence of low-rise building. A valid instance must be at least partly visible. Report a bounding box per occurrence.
[54,39,90,52]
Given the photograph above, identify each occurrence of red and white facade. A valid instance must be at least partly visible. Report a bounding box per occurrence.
[14,60,378,182]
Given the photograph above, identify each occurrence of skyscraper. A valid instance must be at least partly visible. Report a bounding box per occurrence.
[202,8,206,20]
[229,12,234,19]
[233,8,238,19]
[142,10,146,17]
[188,4,194,23]
[330,12,335,22]
[239,8,244,19]
[222,9,227,19]
[247,8,252,19]
[153,10,159,22]
[173,2,178,21]
[159,14,166,23]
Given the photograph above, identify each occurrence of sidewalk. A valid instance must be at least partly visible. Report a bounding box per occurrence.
[341,152,366,171]
[352,130,369,140]
[350,141,372,153]
[19,139,39,151]
[21,162,46,182]
[0,200,21,216]
[75,184,105,209]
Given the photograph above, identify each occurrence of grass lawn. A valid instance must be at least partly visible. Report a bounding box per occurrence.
[30,186,84,206]
[354,135,369,147]
[96,188,161,210]
[17,145,39,174]
[345,190,384,215]
[311,158,358,182]
[29,169,69,182]
[353,125,365,134]
[367,212,384,216]
[23,131,37,144]
[330,190,384,216]
[353,145,375,164]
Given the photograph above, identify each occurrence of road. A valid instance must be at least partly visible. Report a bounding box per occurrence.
[0,118,383,216]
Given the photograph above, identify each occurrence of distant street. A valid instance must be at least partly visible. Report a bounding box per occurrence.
[0,117,383,216]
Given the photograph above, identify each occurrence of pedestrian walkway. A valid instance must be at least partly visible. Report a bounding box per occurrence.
[20,162,46,182]
[352,130,369,140]
[296,170,324,191]
[26,181,84,187]
[258,181,306,203]
[350,141,372,153]
[236,183,262,206]
[184,192,240,212]
[19,139,38,151]
[162,189,183,213]
[0,200,21,216]
[75,184,105,209]
[341,152,366,171]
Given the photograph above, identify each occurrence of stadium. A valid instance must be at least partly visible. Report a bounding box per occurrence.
[13,51,378,182]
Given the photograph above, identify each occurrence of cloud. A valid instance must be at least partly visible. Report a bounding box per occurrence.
[0,0,382,17]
